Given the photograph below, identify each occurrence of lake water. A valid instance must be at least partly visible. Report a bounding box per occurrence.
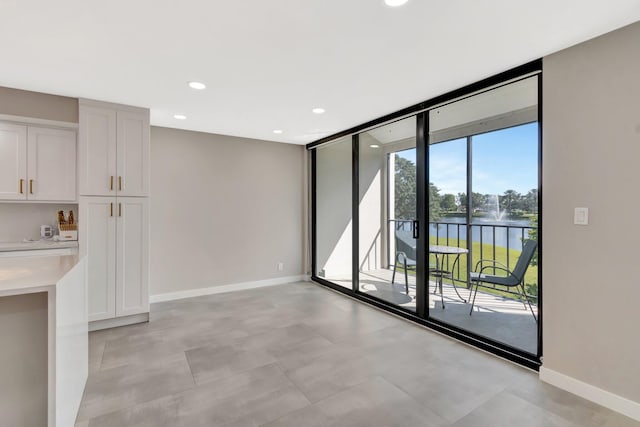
[429,216,534,251]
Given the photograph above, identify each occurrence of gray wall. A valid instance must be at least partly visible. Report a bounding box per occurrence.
[0,292,48,427]
[0,86,78,123]
[149,126,305,296]
[543,21,640,402]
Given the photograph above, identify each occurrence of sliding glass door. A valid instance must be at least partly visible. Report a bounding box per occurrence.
[314,136,352,289]
[358,117,418,311]
[427,76,540,354]
[310,62,541,366]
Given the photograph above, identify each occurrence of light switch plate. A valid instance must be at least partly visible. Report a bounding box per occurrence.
[574,207,589,225]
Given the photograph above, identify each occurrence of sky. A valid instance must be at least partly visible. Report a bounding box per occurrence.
[397,122,538,196]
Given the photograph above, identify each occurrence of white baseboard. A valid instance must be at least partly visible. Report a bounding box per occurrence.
[149,275,307,303]
[539,367,640,421]
[89,313,149,331]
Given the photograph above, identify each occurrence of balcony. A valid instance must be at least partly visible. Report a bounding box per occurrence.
[355,219,538,354]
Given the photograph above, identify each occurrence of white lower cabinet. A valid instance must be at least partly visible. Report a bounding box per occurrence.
[80,196,148,322]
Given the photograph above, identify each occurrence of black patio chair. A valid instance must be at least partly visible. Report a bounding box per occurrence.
[391,230,416,294]
[469,239,538,321]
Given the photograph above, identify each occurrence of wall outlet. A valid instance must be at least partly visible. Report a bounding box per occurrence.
[574,207,589,225]
[277,262,284,271]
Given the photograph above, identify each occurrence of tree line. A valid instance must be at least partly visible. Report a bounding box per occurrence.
[394,155,538,221]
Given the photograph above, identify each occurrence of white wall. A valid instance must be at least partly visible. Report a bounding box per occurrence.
[149,127,305,296]
[0,203,78,242]
[543,21,640,406]
[315,137,352,278]
[359,133,386,272]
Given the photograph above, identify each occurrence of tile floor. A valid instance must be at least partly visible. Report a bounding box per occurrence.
[76,282,638,426]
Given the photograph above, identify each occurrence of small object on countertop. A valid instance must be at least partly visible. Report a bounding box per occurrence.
[40,225,53,239]
[68,210,75,225]
[58,210,66,225]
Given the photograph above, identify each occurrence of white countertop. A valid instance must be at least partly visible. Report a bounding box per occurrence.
[0,240,79,252]
[0,254,80,297]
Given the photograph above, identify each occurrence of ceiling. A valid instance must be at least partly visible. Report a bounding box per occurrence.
[1,1,639,145]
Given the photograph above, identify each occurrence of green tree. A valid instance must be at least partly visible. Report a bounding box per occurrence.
[441,193,457,212]
[394,155,416,220]
[500,189,521,214]
[527,216,538,266]
[472,192,487,212]
[523,189,538,214]
[455,192,486,213]
[457,192,467,212]
[429,183,442,221]
[524,216,539,302]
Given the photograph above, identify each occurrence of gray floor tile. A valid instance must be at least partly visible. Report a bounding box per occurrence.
[185,343,277,385]
[508,374,640,427]
[263,376,447,427]
[84,363,309,427]
[451,390,579,427]
[77,282,639,427]
[76,354,195,421]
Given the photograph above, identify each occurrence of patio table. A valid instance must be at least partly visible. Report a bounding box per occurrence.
[429,245,469,308]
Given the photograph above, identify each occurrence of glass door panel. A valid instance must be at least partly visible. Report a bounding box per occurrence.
[427,76,540,355]
[358,117,418,311]
[315,136,353,289]
[470,122,539,353]
[427,138,468,314]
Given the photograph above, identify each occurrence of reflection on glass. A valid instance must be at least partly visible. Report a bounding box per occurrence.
[428,76,539,355]
[358,116,417,312]
[428,138,468,308]
[315,136,352,289]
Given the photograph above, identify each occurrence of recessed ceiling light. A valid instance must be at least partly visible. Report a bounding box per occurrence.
[384,0,409,6]
[370,144,380,148]
[273,129,283,134]
[188,81,206,90]
[312,108,325,114]
[173,114,187,120]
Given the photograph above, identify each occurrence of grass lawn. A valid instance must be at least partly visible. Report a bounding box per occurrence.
[395,236,539,303]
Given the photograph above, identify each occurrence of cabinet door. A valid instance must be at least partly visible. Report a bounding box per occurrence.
[79,106,117,196]
[27,127,77,201]
[116,110,149,197]
[115,197,149,317]
[80,197,117,321]
[0,122,27,200]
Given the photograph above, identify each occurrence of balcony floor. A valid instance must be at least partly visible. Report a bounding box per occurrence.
[324,268,538,355]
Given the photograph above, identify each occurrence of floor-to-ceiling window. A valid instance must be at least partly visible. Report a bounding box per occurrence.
[427,76,540,355]
[314,136,352,289]
[358,117,417,311]
[310,62,542,367]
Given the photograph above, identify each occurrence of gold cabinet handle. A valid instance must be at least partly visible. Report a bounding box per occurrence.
[29,179,33,194]
[118,176,122,191]
[118,203,122,217]
[110,203,113,217]
[19,179,24,194]
[110,176,114,191]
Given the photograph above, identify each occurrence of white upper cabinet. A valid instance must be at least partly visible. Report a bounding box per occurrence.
[0,122,27,200]
[79,105,117,196]
[79,101,149,197]
[116,110,150,197]
[27,127,77,201]
[0,122,76,202]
